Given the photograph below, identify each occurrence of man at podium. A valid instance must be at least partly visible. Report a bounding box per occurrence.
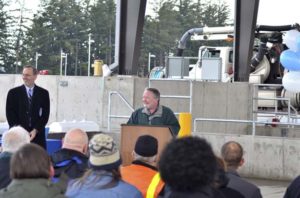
[127,88,180,136]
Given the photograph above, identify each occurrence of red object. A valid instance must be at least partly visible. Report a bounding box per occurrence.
[271,118,280,127]
[39,70,49,75]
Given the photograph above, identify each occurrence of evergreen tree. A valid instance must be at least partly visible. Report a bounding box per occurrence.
[4,0,32,73]
[0,0,10,72]
[140,0,231,73]
[23,0,116,75]
[1,0,231,75]
[24,0,88,75]
[141,0,181,74]
[89,0,115,65]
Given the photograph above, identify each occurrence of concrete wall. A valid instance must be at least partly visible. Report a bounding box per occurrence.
[2,74,300,180]
[196,132,300,180]
[0,75,251,133]
[101,76,148,129]
[0,75,105,126]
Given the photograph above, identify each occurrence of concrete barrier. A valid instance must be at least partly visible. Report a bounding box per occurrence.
[195,132,300,180]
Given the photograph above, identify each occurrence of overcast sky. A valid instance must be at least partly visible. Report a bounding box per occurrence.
[24,0,300,26]
[219,0,300,25]
[146,0,300,26]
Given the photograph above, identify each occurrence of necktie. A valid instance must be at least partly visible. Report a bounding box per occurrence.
[28,88,32,103]
[28,88,33,127]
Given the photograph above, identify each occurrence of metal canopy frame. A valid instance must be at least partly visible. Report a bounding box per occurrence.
[118,0,260,81]
[233,0,260,81]
[118,0,147,75]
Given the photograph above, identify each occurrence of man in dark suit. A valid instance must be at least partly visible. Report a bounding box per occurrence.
[221,141,262,198]
[6,65,50,149]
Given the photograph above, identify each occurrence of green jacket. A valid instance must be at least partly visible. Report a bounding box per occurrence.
[0,178,66,198]
[127,105,180,136]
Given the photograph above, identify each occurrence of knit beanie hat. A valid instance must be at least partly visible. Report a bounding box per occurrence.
[134,135,158,157]
[88,133,121,170]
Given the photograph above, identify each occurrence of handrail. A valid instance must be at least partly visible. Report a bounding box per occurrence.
[148,78,193,114]
[252,84,299,134]
[107,91,134,131]
[193,118,300,136]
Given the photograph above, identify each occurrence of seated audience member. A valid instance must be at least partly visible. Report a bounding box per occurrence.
[0,143,67,198]
[221,141,262,198]
[158,136,225,198]
[121,135,164,197]
[283,175,300,198]
[0,126,30,189]
[214,156,245,198]
[51,128,89,181]
[65,133,142,198]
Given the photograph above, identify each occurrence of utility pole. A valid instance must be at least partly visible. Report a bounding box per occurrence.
[35,52,41,70]
[88,33,94,76]
[60,49,67,76]
[148,53,156,74]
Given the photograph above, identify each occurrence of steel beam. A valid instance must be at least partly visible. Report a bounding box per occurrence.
[234,0,260,81]
[118,0,147,75]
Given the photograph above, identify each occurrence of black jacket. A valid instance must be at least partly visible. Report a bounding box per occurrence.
[215,167,245,198]
[284,175,300,198]
[6,84,50,148]
[51,148,88,180]
[226,170,262,198]
[163,186,225,198]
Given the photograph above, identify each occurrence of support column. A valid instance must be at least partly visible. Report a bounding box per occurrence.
[118,0,147,75]
[234,0,260,81]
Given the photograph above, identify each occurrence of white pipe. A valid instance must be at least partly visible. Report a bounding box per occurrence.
[65,54,67,76]
[203,26,234,34]
[60,49,63,76]
[108,0,120,72]
[88,33,92,76]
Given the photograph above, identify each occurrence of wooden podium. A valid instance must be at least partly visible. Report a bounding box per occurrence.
[120,124,174,166]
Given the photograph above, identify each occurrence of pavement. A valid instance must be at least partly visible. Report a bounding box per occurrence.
[247,177,291,198]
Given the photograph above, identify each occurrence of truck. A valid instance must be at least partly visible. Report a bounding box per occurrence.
[150,24,300,123]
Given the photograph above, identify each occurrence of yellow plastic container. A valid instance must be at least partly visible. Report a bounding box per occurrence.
[93,60,103,76]
[178,112,192,137]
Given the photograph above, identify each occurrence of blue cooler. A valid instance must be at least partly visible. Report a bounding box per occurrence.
[46,139,62,154]
[45,127,62,154]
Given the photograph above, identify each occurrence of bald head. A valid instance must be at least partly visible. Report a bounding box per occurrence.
[62,128,88,154]
[221,141,244,169]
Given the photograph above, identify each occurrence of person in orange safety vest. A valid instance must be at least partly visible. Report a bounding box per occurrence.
[121,135,164,198]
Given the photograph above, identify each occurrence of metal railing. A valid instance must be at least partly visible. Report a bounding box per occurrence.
[193,84,300,136]
[252,84,299,134]
[107,78,193,130]
[193,118,300,136]
[148,78,193,114]
[107,91,134,131]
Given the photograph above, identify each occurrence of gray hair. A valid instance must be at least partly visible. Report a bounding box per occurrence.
[145,87,160,100]
[133,151,156,163]
[2,126,30,153]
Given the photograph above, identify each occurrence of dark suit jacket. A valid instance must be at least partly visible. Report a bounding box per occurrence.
[226,170,262,198]
[6,84,50,148]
